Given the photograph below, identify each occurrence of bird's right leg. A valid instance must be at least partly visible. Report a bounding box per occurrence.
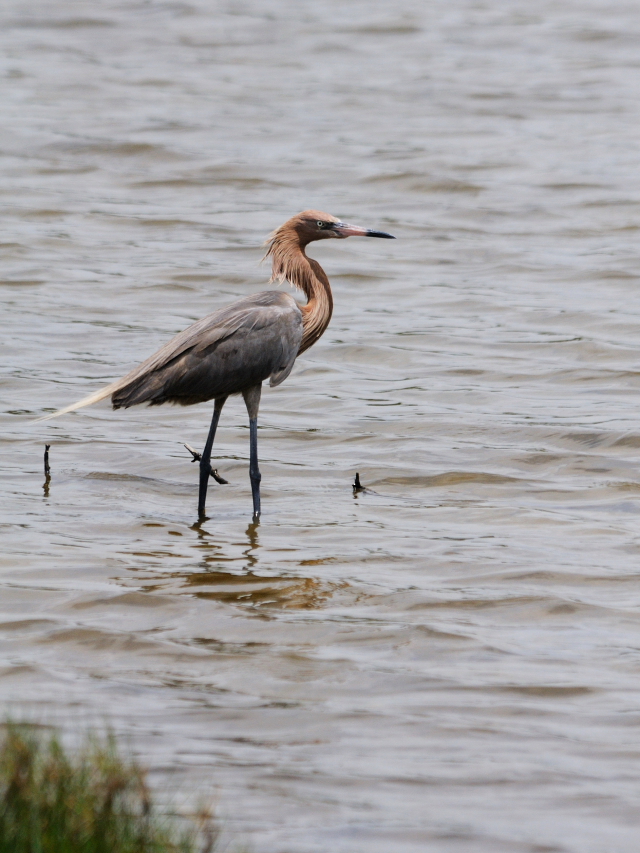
[242,384,262,520]
[198,396,227,517]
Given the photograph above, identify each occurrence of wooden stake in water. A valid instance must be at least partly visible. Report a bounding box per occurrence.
[43,444,51,497]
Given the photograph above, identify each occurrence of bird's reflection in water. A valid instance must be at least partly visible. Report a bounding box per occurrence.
[189,516,260,572]
[180,517,340,610]
[243,519,260,571]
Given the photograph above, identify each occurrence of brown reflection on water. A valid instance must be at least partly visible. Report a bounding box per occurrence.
[142,521,347,610]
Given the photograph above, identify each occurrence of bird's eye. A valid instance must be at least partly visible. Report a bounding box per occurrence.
[317,221,325,228]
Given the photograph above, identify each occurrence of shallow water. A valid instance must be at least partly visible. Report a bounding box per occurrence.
[3,0,640,850]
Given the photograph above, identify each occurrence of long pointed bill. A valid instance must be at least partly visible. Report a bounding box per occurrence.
[333,222,395,239]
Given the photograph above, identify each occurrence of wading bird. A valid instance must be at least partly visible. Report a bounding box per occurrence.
[41,211,395,518]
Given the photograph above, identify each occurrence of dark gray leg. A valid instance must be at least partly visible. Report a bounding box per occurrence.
[242,385,262,519]
[198,396,227,517]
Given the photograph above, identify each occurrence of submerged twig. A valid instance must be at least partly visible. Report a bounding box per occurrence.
[353,472,383,497]
[184,444,229,485]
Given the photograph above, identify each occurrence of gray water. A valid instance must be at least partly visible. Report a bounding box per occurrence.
[3,1,640,850]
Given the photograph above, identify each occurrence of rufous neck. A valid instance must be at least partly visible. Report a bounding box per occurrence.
[266,236,333,354]
[298,252,333,354]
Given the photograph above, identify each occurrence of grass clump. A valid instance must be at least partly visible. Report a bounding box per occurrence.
[0,722,204,853]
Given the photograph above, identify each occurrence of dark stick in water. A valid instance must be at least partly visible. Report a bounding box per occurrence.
[184,444,229,485]
[43,444,51,497]
[353,472,364,493]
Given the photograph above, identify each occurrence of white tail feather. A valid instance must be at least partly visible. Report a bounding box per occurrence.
[34,380,122,423]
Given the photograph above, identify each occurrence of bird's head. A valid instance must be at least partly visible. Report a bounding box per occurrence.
[263,210,394,289]
[269,210,395,247]
[267,210,395,254]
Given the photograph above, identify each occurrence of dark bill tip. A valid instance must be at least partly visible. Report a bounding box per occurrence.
[366,229,395,239]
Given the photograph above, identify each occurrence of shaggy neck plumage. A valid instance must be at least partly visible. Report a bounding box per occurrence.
[264,227,333,355]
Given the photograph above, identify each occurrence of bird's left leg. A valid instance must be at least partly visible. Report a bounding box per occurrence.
[242,384,262,519]
[198,396,227,517]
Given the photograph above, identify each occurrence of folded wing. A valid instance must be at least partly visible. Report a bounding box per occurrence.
[38,291,303,420]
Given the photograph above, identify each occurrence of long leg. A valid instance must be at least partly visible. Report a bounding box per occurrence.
[198,396,227,517]
[242,385,262,519]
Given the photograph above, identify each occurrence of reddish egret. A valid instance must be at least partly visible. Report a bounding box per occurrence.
[41,210,395,518]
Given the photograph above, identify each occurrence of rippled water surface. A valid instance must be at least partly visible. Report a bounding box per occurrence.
[4,1,640,850]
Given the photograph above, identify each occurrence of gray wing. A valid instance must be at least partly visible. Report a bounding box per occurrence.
[112,290,303,408]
